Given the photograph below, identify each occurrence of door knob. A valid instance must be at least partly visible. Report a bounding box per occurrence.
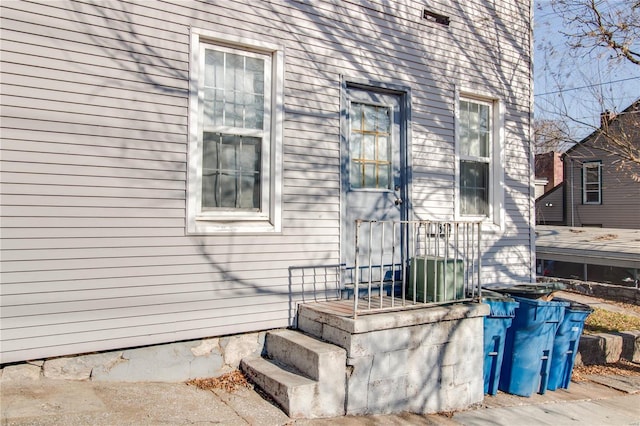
[394,185,403,205]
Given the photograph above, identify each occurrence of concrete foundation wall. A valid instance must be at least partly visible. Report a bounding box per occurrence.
[1,332,266,383]
[298,303,489,415]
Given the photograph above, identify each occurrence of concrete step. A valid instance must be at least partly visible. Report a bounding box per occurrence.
[240,329,346,419]
[264,328,345,382]
[240,356,316,418]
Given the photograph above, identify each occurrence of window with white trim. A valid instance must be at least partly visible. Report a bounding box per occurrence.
[456,94,504,226]
[187,30,282,233]
[582,161,602,204]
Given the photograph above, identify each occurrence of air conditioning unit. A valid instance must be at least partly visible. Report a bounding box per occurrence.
[407,257,464,302]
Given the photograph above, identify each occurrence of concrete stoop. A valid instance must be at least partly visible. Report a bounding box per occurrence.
[240,329,346,419]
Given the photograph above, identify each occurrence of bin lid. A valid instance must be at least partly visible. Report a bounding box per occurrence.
[553,297,593,312]
[482,290,519,317]
[482,289,515,301]
[490,282,566,300]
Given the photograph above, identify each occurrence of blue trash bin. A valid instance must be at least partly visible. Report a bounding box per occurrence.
[547,299,592,391]
[499,296,569,397]
[482,291,519,395]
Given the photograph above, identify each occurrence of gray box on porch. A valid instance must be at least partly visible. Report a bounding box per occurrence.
[407,257,464,302]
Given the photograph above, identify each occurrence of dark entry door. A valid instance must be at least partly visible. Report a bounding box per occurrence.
[341,85,408,284]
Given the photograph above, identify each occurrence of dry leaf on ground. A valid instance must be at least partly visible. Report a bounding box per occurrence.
[186,370,252,392]
[584,308,640,333]
[572,360,640,382]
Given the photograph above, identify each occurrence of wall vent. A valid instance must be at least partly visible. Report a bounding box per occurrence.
[423,8,450,26]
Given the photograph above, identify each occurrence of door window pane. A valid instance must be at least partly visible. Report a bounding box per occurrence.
[349,102,392,189]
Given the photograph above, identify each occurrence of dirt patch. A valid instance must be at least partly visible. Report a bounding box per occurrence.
[594,234,618,241]
[573,359,640,381]
[186,370,252,392]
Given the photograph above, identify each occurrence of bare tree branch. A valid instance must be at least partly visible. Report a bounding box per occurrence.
[551,0,640,66]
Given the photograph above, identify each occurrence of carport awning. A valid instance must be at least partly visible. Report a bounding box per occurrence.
[536,225,640,269]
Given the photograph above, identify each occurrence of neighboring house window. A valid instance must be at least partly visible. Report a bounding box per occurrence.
[456,94,504,226]
[187,29,283,233]
[582,161,602,204]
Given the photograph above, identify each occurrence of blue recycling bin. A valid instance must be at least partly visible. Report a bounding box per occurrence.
[547,299,592,391]
[482,292,519,395]
[499,296,569,397]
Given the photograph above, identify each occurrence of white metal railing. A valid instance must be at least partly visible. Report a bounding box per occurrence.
[351,220,482,318]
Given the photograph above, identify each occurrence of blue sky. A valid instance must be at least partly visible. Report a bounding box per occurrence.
[533,0,640,141]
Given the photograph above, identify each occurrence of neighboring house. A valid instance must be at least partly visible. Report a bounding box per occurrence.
[563,100,640,229]
[0,1,534,366]
[535,151,564,224]
[535,151,563,194]
[535,183,564,225]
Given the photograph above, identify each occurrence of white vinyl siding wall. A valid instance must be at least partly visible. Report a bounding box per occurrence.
[0,0,533,363]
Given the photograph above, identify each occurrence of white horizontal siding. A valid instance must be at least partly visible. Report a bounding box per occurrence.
[1,0,532,363]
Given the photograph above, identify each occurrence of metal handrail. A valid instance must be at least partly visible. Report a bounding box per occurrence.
[352,220,482,318]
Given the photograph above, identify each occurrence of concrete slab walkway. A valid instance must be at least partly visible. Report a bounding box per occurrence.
[554,291,640,318]
[3,292,638,425]
[2,372,639,425]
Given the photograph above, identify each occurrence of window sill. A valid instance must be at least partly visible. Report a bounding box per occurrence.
[187,218,280,235]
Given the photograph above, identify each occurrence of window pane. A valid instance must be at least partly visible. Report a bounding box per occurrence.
[349,102,392,189]
[583,163,601,204]
[201,132,261,210]
[239,174,260,209]
[586,192,600,203]
[586,183,599,191]
[364,163,376,187]
[203,48,265,131]
[351,161,363,189]
[377,108,390,131]
[220,135,238,171]
[219,172,237,208]
[201,133,221,209]
[378,164,390,189]
[363,105,376,131]
[225,53,243,92]
[478,131,490,158]
[460,160,489,216]
[378,135,389,161]
[586,168,599,183]
[350,132,362,160]
[244,93,264,129]
[240,137,261,171]
[460,100,490,158]
[350,103,362,131]
[363,134,376,160]
[204,50,224,87]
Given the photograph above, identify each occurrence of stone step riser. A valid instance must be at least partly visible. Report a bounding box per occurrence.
[264,329,345,382]
[577,330,640,365]
[240,329,347,419]
[240,356,316,418]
